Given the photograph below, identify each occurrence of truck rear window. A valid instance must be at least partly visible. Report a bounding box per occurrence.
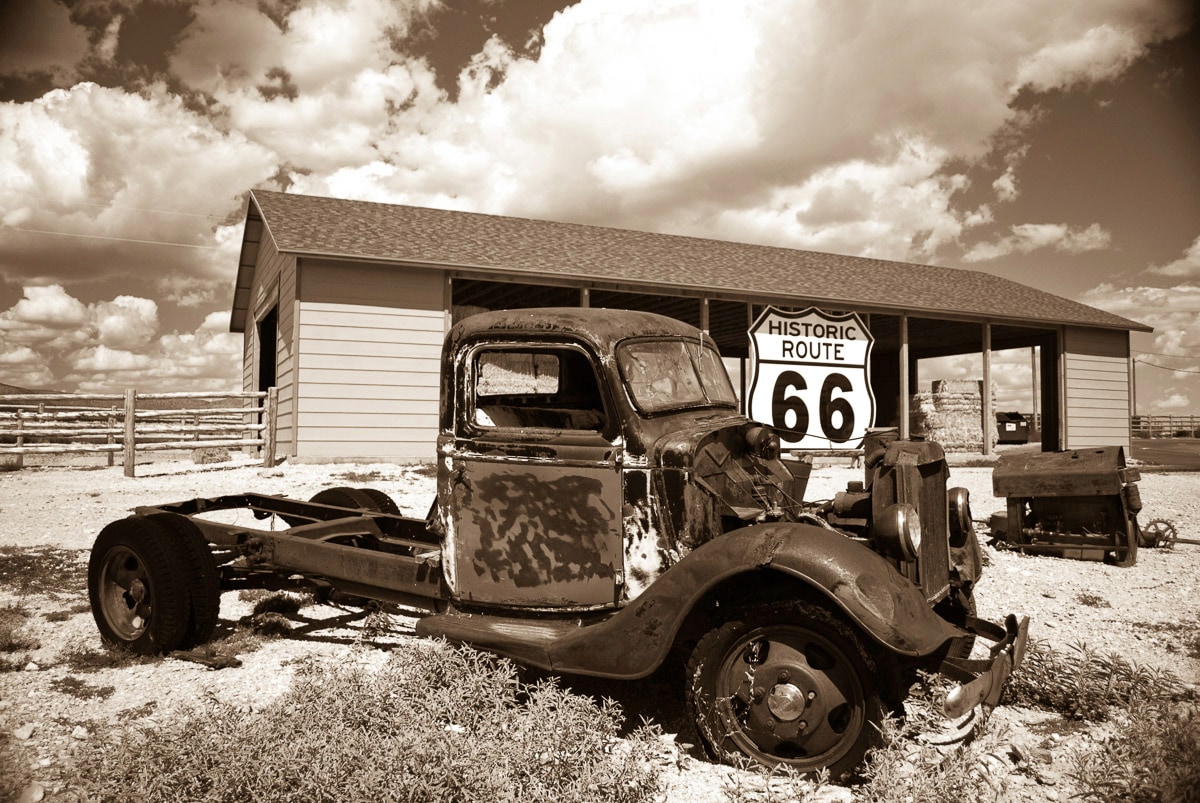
[472,348,606,431]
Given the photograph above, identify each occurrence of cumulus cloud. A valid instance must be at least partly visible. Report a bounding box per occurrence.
[918,350,1038,410]
[1148,234,1200,278]
[1157,392,1190,409]
[0,285,241,393]
[1078,238,1200,413]
[1,0,1193,395]
[962,222,1112,262]
[0,82,277,296]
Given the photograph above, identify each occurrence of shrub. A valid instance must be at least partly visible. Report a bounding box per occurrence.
[1002,639,1185,720]
[1066,702,1200,801]
[69,641,664,802]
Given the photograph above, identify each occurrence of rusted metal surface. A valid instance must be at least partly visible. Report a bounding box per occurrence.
[991,446,1141,565]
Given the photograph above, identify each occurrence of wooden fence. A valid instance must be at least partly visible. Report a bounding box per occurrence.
[1132,415,1200,439]
[0,388,277,477]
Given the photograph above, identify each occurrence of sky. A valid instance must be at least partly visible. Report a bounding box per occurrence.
[0,0,1197,415]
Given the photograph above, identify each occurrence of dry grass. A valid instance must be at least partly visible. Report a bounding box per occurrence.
[69,640,665,803]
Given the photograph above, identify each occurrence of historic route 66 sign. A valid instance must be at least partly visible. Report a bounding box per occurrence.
[747,307,875,450]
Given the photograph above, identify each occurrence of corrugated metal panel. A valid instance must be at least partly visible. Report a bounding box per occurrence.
[296,259,444,459]
[1064,327,1130,451]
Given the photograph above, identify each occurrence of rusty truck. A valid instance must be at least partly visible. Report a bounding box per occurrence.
[87,307,1028,777]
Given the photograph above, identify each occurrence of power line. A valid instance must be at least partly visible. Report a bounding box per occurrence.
[0,191,244,225]
[0,226,223,250]
[1134,358,1200,375]
[1133,348,1199,359]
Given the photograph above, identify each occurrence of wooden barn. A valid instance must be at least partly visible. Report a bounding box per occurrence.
[230,190,1150,462]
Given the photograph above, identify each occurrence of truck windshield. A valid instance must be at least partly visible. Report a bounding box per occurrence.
[617,338,739,413]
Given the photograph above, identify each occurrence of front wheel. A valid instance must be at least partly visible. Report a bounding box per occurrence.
[686,600,891,778]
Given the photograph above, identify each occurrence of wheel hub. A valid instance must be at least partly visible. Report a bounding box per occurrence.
[767,682,808,721]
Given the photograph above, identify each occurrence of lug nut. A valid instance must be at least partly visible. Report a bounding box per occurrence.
[807,690,816,701]
[798,720,808,732]
[778,670,790,683]
[752,686,765,702]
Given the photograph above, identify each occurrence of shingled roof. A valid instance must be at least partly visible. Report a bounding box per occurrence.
[238,189,1149,334]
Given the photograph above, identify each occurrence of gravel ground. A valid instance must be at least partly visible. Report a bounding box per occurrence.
[1,454,1198,802]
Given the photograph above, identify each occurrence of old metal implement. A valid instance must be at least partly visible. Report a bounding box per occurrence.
[988,446,1141,567]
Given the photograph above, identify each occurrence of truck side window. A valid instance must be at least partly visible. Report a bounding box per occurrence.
[472,348,606,431]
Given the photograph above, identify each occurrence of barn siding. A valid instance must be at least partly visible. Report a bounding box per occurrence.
[243,226,298,457]
[295,259,445,460]
[1063,327,1131,451]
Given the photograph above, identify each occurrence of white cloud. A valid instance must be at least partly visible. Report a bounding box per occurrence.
[962,222,1112,262]
[1148,234,1200,278]
[0,82,278,298]
[0,286,241,393]
[1156,392,1189,410]
[94,296,159,350]
[992,167,1019,202]
[3,284,87,327]
[1015,24,1146,91]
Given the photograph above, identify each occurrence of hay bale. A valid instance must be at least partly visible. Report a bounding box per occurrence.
[910,380,999,451]
[192,446,231,465]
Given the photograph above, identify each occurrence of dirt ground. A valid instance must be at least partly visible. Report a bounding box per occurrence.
[1,454,1198,802]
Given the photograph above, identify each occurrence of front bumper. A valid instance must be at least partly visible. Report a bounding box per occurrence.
[939,614,1030,718]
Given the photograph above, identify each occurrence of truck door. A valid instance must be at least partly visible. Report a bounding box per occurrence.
[442,342,623,609]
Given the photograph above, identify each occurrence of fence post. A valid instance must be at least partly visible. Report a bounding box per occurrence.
[262,386,278,468]
[107,406,116,467]
[15,409,23,449]
[123,389,136,478]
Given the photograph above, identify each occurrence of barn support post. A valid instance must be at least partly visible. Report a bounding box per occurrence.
[982,322,992,456]
[123,389,136,478]
[899,314,910,439]
[262,386,278,467]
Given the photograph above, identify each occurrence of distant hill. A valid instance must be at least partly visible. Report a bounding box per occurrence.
[0,383,67,396]
[0,383,243,410]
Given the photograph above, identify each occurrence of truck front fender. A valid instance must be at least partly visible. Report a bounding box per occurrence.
[419,523,963,679]
[552,523,960,677]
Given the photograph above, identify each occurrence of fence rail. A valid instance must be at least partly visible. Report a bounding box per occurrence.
[0,388,277,477]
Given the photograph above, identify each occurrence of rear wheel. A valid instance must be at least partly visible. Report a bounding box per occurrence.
[281,486,399,527]
[686,600,891,778]
[144,513,221,648]
[88,517,193,654]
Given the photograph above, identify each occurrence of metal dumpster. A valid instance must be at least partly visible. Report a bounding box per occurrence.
[995,412,1030,444]
[988,446,1141,567]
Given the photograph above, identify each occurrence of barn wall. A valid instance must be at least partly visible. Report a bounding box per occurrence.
[1063,326,1131,451]
[295,258,445,460]
[244,226,298,457]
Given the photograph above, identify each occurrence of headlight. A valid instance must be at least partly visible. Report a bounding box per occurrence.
[744,425,780,461]
[874,502,922,561]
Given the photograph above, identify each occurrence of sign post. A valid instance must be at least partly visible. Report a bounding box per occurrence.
[747,307,875,450]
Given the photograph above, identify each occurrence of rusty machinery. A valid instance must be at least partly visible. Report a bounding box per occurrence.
[989,446,1141,567]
